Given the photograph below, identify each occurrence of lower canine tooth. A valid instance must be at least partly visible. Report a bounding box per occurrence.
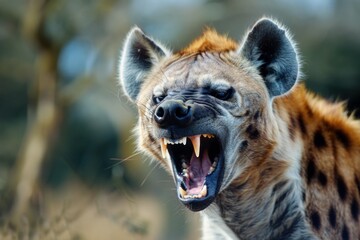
[208,166,215,174]
[179,186,187,198]
[200,185,207,197]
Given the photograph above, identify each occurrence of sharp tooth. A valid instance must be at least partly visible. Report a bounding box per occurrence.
[160,138,167,158]
[182,162,188,169]
[208,166,215,175]
[200,185,207,197]
[178,186,187,198]
[202,134,215,138]
[181,137,187,145]
[190,135,201,157]
[212,159,218,167]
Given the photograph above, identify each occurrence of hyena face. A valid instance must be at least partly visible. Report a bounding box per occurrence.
[119,18,299,211]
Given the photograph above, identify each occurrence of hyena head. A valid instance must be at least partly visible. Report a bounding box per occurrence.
[119,18,299,211]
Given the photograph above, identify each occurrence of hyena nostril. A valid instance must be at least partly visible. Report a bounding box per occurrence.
[154,106,166,125]
[154,100,192,127]
[155,106,165,118]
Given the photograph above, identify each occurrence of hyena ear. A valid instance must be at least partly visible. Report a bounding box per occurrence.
[239,18,299,98]
[119,27,171,101]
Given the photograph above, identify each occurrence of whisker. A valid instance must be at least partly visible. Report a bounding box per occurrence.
[109,152,141,164]
[140,161,161,187]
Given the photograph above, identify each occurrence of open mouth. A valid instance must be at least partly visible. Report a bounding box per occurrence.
[160,134,224,211]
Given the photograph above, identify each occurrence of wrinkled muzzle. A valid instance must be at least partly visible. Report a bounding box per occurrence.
[154,99,225,211]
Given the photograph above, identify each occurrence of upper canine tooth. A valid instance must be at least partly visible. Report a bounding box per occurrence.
[190,135,201,157]
[200,185,207,197]
[160,138,167,158]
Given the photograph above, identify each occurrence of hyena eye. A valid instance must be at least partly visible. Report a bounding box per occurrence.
[211,87,234,101]
[152,95,166,104]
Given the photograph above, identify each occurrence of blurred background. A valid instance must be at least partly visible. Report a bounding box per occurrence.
[0,0,359,239]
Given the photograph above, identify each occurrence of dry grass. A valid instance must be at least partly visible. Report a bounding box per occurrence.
[0,180,201,240]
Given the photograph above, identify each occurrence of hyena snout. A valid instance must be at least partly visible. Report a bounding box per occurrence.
[154,100,193,127]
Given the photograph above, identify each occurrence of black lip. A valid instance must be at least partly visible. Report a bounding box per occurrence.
[156,121,219,140]
[171,144,225,212]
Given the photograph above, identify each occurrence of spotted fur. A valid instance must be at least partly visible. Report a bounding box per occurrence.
[119,18,360,239]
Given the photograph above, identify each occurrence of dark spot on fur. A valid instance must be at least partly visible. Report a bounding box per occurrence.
[239,140,248,152]
[228,181,247,192]
[355,176,360,194]
[341,224,349,240]
[271,204,291,229]
[253,110,260,119]
[306,155,316,183]
[305,103,314,118]
[302,190,306,202]
[351,198,359,221]
[273,189,290,214]
[148,134,156,143]
[272,181,288,195]
[331,137,338,161]
[274,213,302,240]
[246,124,260,140]
[336,172,348,201]
[317,171,327,186]
[288,115,297,141]
[310,211,321,230]
[232,212,242,224]
[314,129,327,149]
[328,206,337,228]
[243,110,250,116]
[298,114,307,135]
[335,128,351,149]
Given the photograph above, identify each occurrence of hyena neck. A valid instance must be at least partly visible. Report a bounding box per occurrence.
[204,86,317,239]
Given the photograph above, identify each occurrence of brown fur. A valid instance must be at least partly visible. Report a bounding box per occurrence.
[178,28,237,56]
[276,85,360,239]
[123,25,360,239]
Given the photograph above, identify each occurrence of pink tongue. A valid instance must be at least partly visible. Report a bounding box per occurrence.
[186,150,211,195]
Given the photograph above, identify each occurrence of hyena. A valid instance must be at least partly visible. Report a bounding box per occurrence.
[118,18,360,239]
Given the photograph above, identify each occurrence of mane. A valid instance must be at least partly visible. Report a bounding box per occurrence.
[177,28,238,55]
